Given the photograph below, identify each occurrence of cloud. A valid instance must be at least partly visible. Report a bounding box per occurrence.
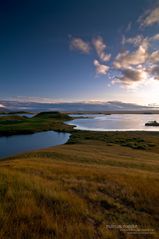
[92,36,111,62]
[69,4,159,87]
[113,67,148,86]
[94,59,109,75]
[126,22,132,32]
[70,38,91,54]
[114,39,149,69]
[113,48,147,69]
[140,6,159,27]
[149,65,159,80]
[114,7,159,87]
[150,50,159,63]
[69,36,111,76]
[10,96,67,104]
[122,35,144,46]
[150,33,159,41]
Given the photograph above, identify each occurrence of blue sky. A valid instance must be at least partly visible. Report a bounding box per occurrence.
[0,0,159,105]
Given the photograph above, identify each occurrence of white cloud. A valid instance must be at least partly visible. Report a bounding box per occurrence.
[94,59,109,75]
[150,50,159,63]
[114,39,149,69]
[140,6,159,27]
[150,33,159,41]
[113,48,146,69]
[122,35,144,46]
[70,38,91,54]
[0,104,5,108]
[92,36,111,62]
[70,36,111,76]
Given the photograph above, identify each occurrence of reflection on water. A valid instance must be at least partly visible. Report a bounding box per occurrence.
[0,131,70,159]
[67,114,159,131]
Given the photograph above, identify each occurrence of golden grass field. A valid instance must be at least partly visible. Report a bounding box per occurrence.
[0,130,159,238]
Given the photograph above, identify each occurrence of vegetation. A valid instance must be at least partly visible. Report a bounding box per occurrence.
[68,130,159,151]
[7,111,33,115]
[0,112,159,238]
[0,112,74,136]
[0,111,32,115]
[0,115,27,125]
[0,139,159,238]
[34,111,71,119]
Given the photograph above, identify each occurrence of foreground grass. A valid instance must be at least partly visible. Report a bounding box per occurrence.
[0,137,159,238]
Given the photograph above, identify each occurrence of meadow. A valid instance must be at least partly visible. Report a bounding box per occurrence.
[0,112,159,238]
[0,112,73,136]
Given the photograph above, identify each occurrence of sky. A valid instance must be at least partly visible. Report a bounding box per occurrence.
[0,0,159,105]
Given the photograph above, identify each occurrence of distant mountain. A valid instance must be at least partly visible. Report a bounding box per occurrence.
[0,100,158,112]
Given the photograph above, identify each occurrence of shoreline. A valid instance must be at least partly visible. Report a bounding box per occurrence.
[0,112,159,238]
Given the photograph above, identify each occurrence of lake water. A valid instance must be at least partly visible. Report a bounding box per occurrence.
[0,131,70,159]
[67,114,159,131]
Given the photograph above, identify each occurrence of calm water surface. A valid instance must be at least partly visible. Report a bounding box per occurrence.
[67,114,159,131]
[0,131,70,159]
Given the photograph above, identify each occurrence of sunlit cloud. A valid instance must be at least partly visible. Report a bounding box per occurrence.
[94,59,109,75]
[69,4,159,90]
[122,35,144,46]
[150,33,159,41]
[113,32,159,87]
[70,37,91,54]
[150,50,159,63]
[92,36,111,62]
[113,39,149,69]
[112,67,148,86]
[140,6,159,27]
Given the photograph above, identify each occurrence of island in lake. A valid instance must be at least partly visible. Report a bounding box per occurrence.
[145,120,159,126]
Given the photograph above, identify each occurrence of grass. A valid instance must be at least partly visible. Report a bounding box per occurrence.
[0,111,32,115]
[0,137,159,238]
[0,111,74,136]
[68,130,159,152]
[0,112,159,238]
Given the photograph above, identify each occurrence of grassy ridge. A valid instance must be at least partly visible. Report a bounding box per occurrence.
[68,130,159,152]
[0,138,159,238]
[0,112,74,136]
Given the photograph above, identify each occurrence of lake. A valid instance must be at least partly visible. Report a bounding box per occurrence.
[67,114,159,131]
[0,131,70,159]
